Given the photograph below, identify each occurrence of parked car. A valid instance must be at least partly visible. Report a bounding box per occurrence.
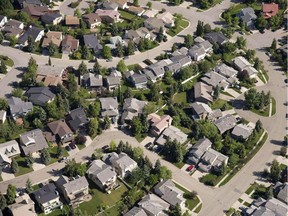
[102,145,110,151]
[69,141,76,149]
[186,165,194,172]
[59,157,68,163]
[65,145,71,151]
[145,142,153,148]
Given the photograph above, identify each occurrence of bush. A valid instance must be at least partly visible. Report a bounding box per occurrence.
[76,135,87,145]
[69,1,80,8]
[199,174,218,186]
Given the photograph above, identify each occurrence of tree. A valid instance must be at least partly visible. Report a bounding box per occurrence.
[92,148,103,160]
[11,158,19,174]
[82,45,91,59]
[88,101,101,117]
[116,60,127,72]
[6,184,16,204]
[25,153,34,168]
[154,159,161,174]
[213,85,220,99]
[0,193,6,210]
[170,203,182,216]
[11,88,23,98]
[111,23,119,36]
[236,36,246,49]
[102,45,112,59]
[87,118,99,137]
[56,146,64,158]
[246,49,256,60]
[0,32,3,44]
[156,27,164,42]
[256,15,267,32]
[64,159,87,177]
[196,21,204,37]
[224,12,232,25]
[232,16,239,27]
[74,8,81,18]
[146,1,152,9]
[255,120,262,132]
[0,0,13,11]
[270,159,281,182]
[158,166,172,180]
[103,116,111,129]
[40,148,51,165]
[8,36,18,47]
[25,178,33,194]
[186,190,198,199]
[149,83,161,102]
[78,61,88,76]
[280,146,287,157]
[116,41,124,57]
[0,98,8,110]
[131,117,143,136]
[0,60,7,74]
[93,59,101,74]
[27,35,36,52]
[270,38,277,52]
[204,23,212,33]
[48,56,51,66]
[126,40,135,56]
[47,42,58,56]
[133,0,139,6]
[184,34,193,48]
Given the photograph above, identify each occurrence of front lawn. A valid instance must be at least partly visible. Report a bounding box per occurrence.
[174,183,201,210]
[0,55,14,67]
[14,156,33,177]
[173,92,187,104]
[167,19,189,37]
[210,99,232,110]
[48,146,69,164]
[135,133,147,143]
[271,97,276,116]
[245,183,257,195]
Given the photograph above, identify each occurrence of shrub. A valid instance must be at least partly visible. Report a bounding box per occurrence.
[76,135,87,145]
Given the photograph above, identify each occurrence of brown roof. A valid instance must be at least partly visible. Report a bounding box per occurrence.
[37,75,62,86]
[262,3,279,19]
[22,5,49,17]
[61,35,79,52]
[128,6,144,14]
[47,119,72,137]
[110,0,127,6]
[42,31,62,47]
[65,15,80,25]
[82,13,101,25]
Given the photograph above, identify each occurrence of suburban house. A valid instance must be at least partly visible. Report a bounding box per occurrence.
[86,160,117,192]
[36,65,65,87]
[207,109,223,122]
[201,71,231,91]
[33,183,63,215]
[25,87,55,106]
[214,114,237,134]
[0,140,21,165]
[105,72,122,91]
[231,123,255,141]
[142,9,158,19]
[125,70,148,89]
[17,0,43,8]
[128,6,145,16]
[95,9,120,23]
[9,193,36,216]
[190,102,212,120]
[138,194,170,216]
[122,98,147,123]
[7,97,33,120]
[0,15,8,28]
[147,113,173,136]
[215,63,238,79]
[262,3,279,19]
[157,12,174,28]
[82,13,102,29]
[110,0,128,9]
[238,7,257,29]
[193,82,213,104]
[55,175,89,205]
[61,35,79,54]
[21,5,49,19]
[0,110,6,124]
[81,73,103,90]
[65,15,80,27]
[99,97,119,122]
[233,56,258,78]
[83,34,103,55]
[42,31,63,48]
[146,59,173,80]
[2,19,24,38]
[156,125,188,146]
[104,152,138,178]
[67,107,89,132]
[144,17,165,32]
[275,183,288,204]
[204,32,228,45]
[172,47,189,57]
[165,55,192,73]
[19,129,49,156]
[18,26,44,45]
[198,148,229,172]
[106,36,127,49]
[187,138,212,165]
[154,179,186,208]
[41,13,63,26]
[124,207,148,216]
[188,37,213,61]
[47,119,74,143]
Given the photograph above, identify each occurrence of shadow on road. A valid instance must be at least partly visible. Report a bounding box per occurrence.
[272,150,280,155]
[230,99,246,110]
[270,139,284,146]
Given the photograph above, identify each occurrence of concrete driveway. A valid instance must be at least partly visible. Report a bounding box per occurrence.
[1,166,15,181]
[32,152,46,171]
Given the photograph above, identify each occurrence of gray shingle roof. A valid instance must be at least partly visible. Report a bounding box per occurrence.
[68,107,89,131]
[124,207,148,216]
[41,13,62,24]
[87,160,116,184]
[7,97,33,117]
[18,26,43,44]
[231,123,254,140]
[204,32,228,45]
[25,87,55,106]
[214,114,237,134]
[62,176,89,195]
[138,194,170,215]
[83,34,103,52]
[156,126,188,145]
[33,183,59,205]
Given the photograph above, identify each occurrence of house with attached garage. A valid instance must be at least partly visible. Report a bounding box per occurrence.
[41,31,63,48]
[61,35,79,54]
[214,114,237,134]
[86,160,117,192]
[262,3,279,19]
[233,56,258,78]
[204,32,228,45]
[2,19,24,39]
[17,0,43,8]
[146,59,173,80]
[67,107,89,132]
[188,37,213,61]
[193,82,214,104]
[155,125,188,146]
[47,119,74,143]
[25,87,55,106]
[65,15,80,28]
[21,5,49,19]
[122,98,147,123]
[125,71,148,89]
[165,55,192,74]
[142,9,158,19]
[187,138,212,165]
[138,194,170,216]
[128,6,145,16]
[147,113,173,136]
[201,71,231,91]
[81,73,103,90]
[214,63,238,79]
[7,97,33,120]
[0,140,21,165]
[110,0,128,9]
[19,129,49,156]
[157,12,174,28]
[99,97,119,122]
[231,123,255,141]
[144,17,165,33]
[238,7,257,29]
[106,36,127,49]
[101,1,119,11]
[82,13,102,29]
[190,102,212,120]
[18,26,44,46]
[123,207,148,216]
[83,34,103,55]
[105,71,122,91]
[95,9,120,23]
[41,13,63,26]
[8,193,36,216]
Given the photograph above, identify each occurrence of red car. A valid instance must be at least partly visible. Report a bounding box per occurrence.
[186,165,194,172]
[69,141,76,149]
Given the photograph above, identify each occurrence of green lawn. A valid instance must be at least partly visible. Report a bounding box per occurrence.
[39,205,70,216]
[174,183,201,210]
[135,133,147,143]
[251,97,275,117]
[118,10,144,28]
[119,10,137,20]
[167,19,189,37]
[77,181,128,215]
[221,91,234,98]
[271,97,276,116]
[98,204,121,216]
[0,55,14,67]
[127,64,142,72]
[238,198,243,203]
[173,92,187,104]
[194,203,202,213]
[173,161,185,169]
[76,143,86,150]
[245,183,257,195]
[225,208,236,216]
[210,99,232,110]
[48,146,69,164]
[14,156,33,177]
[243,201,250,207]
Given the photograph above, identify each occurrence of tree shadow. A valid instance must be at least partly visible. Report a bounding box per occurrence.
[230,99,246,110]
[270,139,284,146]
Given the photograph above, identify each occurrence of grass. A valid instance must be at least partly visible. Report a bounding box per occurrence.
[173,92,187,104]
[257,73,266,84]
[238,198,243,203]
[77,181,128,215]
[14,156,33,177]
[225,208,235,216]
[77,143,86,150]
[245,183,257,195]
[127,64,142,72]
[98,204,121,216]
[0,55,14,67]
[174,183,201,210]
[194,203,202,213]
[119,10,137,20]
[210,99,232,110]
[271,97,276,116]
[48,146,69,164]
[39,205,70,216]
[173,161,185,169]
[135,133,147,143]
[243,201,250,207]
[221,91,234,98]
[231,87,242,94]
[251,107,269,117]
[167,19,189,37]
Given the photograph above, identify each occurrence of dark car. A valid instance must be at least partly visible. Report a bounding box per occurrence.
[69,141,76,149]
[102,145,110,151]
[145,142,153,148]
[65,145,71,151]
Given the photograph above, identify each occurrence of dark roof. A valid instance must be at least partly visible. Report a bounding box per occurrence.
[17,0,42,7]
[47,119,72,137]
[34,183,59,204]
[41,13,62,24]
[68,107,89,131]
[25,87,55,106]
[83,34,103,52]
[204,32,228,45]
[131,73,147,85]
[18,26,43,44]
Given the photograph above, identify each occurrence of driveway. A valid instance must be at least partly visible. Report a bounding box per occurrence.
[1,166,15,181]
[32,153,46,171]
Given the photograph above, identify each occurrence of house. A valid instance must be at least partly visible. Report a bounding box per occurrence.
[106,36,126,49]
[21,5,49,19]
[144,17,165,32]
[143,69,157,83]
[65,15,80,27]
[61,35,79,54]
[238,7,257,29]
[83,34,103,55]
[81,73,103,89]
[33,183,63,215]
[19,129,49,156]
[99,97,119,122]
[137,27,156,40]
[166,55,192,73]
[147,59,173,79]
[128,6,145,16]
[86,160,117,192]
[67,107,89,132]
[215,63,238,79]
[0,110,7,124]
[41,13,62,26]
[138,194,170,216]
[187,138,212,165]
[47,120,73,143]
[7,97,33,120]
[122,98,147,123]
[105,72,121,91]
[128,72,148,89]
[124,29,141,42]
[95,9,120,23]
[188,39,213,61]
[0,140,21,165]
[247,197,287,216]
[157,12,174,28]
[55,175,89,205]
[276,183,288,204]
[147,113,173,136]
[9,193,36,216]
[42,31,63,48]
[231,123,254,141]
[154,179,185,208]
[17,0,42,8]
[233,56,258,78]
[190,102,212,120]
[207,109,222,122]
[193,82,213,104]
[102,1,118,11]
[204,32,228,45]
[124,207,148,216]
[172,47,189,57]
[18,26,44,45]
[36,65,65,87]
[36,75,63,87]
[82,13,101,29]
[262,3,279,19]
[25,87,55,106]
[198,148,229,172]
[201,71,230,91]
[110,0,128,9]
[156,125,188,146]
[214,114,237,134]
[0,15,8,28]
[142,9,158,19]
[2,19,24,38]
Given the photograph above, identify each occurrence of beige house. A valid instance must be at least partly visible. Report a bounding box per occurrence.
[9,193,36,216]
[42,31,63,48]
[147,113,173,136]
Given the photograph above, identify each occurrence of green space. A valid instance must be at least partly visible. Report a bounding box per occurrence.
[118,10,144,28]
[98,204,121,216]
[48,146,69,164]
[76,143,86,150]
[271,97,276,116]
[243,201,250,207]
[245,183,257,195]
[174,183,201,210]
[257,73,266,84]
[173,92,187,104]
[14,156,33,177]
[39,205,70,216]
[225,208,236,216]
[231,87,242,94]
[0,55,14,67]
[251,97,275,117]
[135,133,147,143]
[238,198,243,203]
[194,203,202,213]
[119,10,137,20]
[127,64,142,72]
[77,181,128,215]
[50,53,62,59]
[221,91,234,98]
[167,19,189,37]
[173,161,185,169]
[210,99,232,110]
